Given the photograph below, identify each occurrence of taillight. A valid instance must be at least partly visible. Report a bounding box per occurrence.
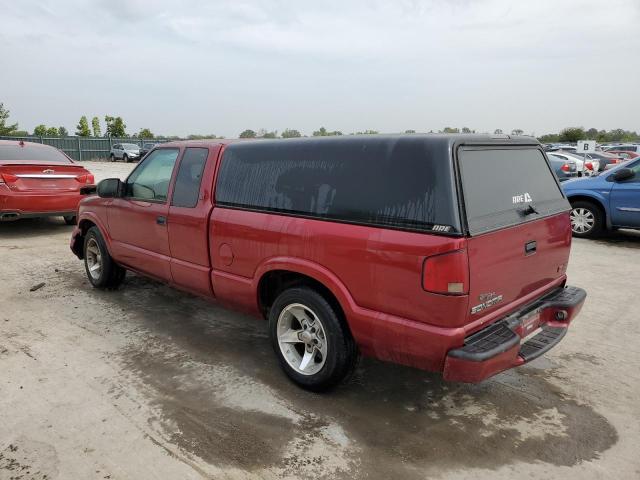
[76,174,95,184]
[422,249,469,295]
[561,163,570,172]
[585,162,593,171]
[1,173,18,183]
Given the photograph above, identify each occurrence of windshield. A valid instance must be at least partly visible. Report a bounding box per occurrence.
[0,144,72,163]
[122,143,139,150]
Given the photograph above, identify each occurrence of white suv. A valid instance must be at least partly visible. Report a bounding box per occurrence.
[109,143,141,162]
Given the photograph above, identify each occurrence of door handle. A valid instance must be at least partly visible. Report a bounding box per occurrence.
[525,240,537,255]
[157,216,167,226]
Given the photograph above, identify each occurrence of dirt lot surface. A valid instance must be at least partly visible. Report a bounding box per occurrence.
[1,161,639,479]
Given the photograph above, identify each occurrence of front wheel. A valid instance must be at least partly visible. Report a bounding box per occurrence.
[570,201,603,238]
[83,226,126,289]
[269,287,358,391]
[123,154,130,163]
[109,153,115,162]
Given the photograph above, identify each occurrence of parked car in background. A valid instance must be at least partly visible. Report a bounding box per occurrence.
[547,155,578,181]
[140,142,158,158]
[109,143,141,162]
[605,150,639,160]
[546,144,577,153]
[604,144,640,154]
[548,151,595,176]
[563,158,640,237]
[71,135,586,391]
[0,140,94,224]
[582,152,625,172]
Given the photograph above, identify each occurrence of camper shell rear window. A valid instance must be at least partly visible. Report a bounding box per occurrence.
[458,147,570,235]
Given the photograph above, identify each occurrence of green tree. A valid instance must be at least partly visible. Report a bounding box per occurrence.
[494,129,503,135]
[104,115,127,137]
[585,128,598,140]
[261,131,278,139]
[138,128,154,139]
[239,129,257,138]
[34,124,48,136]
[281,128,302,138]
[511,129,524,136]
[313,127,343,136]
[461,127,472,134]
[442,127,459,134]
[59,126,68,137]
[0,103,19,135]
[46,126,59,136]
[559,127,586,143]
[76,116,91,136]
[538,133,560,143]
[91,117,101,137]
[405,129,416,134]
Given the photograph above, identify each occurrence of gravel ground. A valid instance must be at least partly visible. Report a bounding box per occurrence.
[1,160,639,479]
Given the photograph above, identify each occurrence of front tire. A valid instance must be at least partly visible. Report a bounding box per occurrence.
[109,153,115,162]
[269,287,357,391]
[123,154,130,163]
[83,226,126,289]
[570,201,603,238]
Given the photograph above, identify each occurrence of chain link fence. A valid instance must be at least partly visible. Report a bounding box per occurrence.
[0,135,172,161]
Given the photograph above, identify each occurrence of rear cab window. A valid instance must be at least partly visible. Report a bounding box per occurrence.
[172,147,208,208]
[458,147,570,235]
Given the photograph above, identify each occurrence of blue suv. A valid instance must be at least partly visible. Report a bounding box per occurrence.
[563,158,640,237]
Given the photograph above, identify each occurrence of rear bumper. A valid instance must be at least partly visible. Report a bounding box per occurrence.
[443,286,586,382]
[0,188,82,220]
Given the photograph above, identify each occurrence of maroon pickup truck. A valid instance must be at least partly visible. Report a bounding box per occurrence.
[71,135,586,391]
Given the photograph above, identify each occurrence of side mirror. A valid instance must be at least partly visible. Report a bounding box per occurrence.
[97,178,123,198]
[612,168,635,182]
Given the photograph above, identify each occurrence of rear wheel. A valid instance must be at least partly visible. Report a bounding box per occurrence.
[109,153,115,162]
[83,226,126,289]
[63,215,76,225]
[269,287,357,391]
[570,201,603,238]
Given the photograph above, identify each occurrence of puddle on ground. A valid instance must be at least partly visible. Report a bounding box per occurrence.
[106,275,617,479]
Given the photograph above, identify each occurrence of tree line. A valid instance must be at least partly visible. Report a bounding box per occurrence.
[1,102,639,144]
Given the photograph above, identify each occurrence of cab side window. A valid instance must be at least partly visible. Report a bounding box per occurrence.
[126,148,179,201]
[171,148,208,208]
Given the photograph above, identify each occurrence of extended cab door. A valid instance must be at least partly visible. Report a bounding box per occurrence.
[609,159,640,228]
[107,147,180,281]
[167,146,219,297]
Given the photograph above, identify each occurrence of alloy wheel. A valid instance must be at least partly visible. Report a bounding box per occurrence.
[276,303,328,376]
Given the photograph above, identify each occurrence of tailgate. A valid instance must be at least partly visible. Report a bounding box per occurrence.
[457,146,572,325]
[0,164,87,192]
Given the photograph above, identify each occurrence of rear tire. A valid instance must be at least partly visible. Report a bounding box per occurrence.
[269,287,358,392]
[83,226,126,289]
[570,201,604,238]
[109,153,115,162]
[63,215,76,225]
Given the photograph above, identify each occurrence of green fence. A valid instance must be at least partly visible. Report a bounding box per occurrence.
[0,136,170,161]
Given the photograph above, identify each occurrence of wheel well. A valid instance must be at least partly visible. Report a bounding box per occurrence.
[568,195,607,222]
[72,220,97,259]
[258,270,346,322]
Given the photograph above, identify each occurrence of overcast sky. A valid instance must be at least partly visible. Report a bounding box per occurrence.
[1,0,639,138]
